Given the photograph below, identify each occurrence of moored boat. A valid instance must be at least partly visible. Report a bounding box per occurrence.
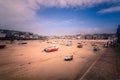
[0,45,6,49]
[44,46,58,52]
[19,42,27,44]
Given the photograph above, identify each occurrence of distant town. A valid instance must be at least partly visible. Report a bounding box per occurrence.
[0,29,45,40]
[0,25,120,41]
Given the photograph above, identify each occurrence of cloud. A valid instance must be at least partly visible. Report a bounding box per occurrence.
[0,0,119,35]
[0,0,38,29]
[63,19,74,23]
[37,0,119,8]
[0,0,118,26]
[98,6,120,13]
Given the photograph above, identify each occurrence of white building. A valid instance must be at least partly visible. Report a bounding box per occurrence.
[33,34,39,39]
[0,32,6,38]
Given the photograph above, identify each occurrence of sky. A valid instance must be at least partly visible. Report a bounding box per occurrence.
[0,0,120,36]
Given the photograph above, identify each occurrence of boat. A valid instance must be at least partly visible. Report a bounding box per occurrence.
[0,45,6,49]
[64,55,73,61]
[77,43,83,48]
[103,43,108,48]
[91,44,97,46]
[19,42,27,44]
[66,41,72,46]
[44,46,58,52]
[93,46,99,51]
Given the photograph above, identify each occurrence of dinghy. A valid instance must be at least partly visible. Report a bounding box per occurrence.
[44,46,58,52]
[0,45,6,49]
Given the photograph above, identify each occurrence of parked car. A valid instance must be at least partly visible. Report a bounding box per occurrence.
[44,46,58,52]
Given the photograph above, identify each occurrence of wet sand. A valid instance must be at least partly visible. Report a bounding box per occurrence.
[0,39,119,80]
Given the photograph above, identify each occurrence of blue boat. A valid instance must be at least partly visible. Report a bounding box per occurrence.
[66,41,72,46]
[19,42,27,44]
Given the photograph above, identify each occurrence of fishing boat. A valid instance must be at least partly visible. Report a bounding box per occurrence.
[66,41,72,46]
[77,43,83,48]
[44,46,58,52]
[19,42,27,44]
[0,45,6,49]
[64,55,73,61]
[93,46,99,51]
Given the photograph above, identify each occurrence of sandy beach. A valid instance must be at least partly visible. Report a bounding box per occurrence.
[0,39,119,80]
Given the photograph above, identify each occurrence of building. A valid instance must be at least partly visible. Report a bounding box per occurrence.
[0,31,6,39]
[33,34,39,40]
[117,24,120,43]
[0,29,41,40]
[85,34,93,40]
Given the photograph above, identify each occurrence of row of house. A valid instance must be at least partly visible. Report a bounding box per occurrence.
[47,34,116,40]
[117,25,120,43]
[76,34,116,40]
[0,28,118,40]
[0,29,42,40]
[40,25,119,40]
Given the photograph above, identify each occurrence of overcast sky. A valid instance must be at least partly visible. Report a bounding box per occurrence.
[0,0,120,35]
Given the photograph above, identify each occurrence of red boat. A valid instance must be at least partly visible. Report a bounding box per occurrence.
[44,46,58,52]
[0,45,6,49]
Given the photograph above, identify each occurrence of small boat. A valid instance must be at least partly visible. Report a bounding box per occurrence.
[77,43,83,48]
[19,42,27,44]
[0,45,6,49]
[44,46,58,52]
[103,44,108,48]
[64,55,73,61]
[91,44,97,46]
[66,41,72,46]
[93,46,99,51]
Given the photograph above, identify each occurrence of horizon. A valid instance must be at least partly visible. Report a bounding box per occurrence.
[0,28,116,37]
[0,0,120,35]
